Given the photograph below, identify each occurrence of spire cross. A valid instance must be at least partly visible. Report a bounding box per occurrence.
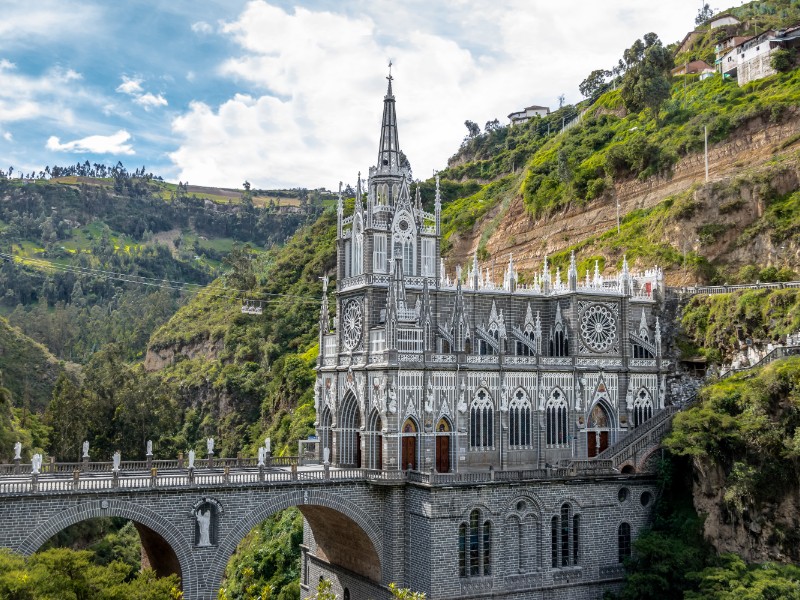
[387,60,393,81]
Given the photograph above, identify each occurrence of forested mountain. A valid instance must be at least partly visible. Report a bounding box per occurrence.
[3,0,800,598]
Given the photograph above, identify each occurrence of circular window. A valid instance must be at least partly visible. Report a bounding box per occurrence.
[398,219,409,231]
[618,487,629,502]
[580,304,616,352]
[640,491,652,507]
[516,500,526,511]
[342,299,363,350]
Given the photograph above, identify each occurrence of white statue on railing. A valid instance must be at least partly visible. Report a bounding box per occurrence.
[112,451,121,472]
[257,446,266,467]
[196,508,212,547]
[264,437,271,454]
[206,438,214,455]
[188,449,196,469]
[31,453,42,474]
[146,440,153,456]
[82,440,89,459]
[13,441,21,460]
[323,447,330,465]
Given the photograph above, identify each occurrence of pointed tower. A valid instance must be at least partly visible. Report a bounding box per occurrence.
[377,64,401,173]
[568,250,578,291]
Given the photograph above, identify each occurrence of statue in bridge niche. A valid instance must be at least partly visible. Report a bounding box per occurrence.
[13,442,21,460]
[192,498,221,547]
[196,509,212,547]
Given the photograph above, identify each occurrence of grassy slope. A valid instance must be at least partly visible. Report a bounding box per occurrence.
[0,316,79,411]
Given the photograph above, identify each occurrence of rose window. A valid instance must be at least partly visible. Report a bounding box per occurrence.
[342,299,363,350]
[580,304,616,352]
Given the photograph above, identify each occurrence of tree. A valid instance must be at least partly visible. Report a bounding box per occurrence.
[45,372,85,460]
[620,34,674,122]
[464,120,480,139]
[484,118,500,133]
[771,48,797,73]
[579,69,611,99]
[695,3,714,26]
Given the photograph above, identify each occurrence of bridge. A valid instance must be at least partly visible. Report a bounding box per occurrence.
[0,454,661,600]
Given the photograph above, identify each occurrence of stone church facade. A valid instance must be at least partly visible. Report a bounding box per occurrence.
[307,74,666,598]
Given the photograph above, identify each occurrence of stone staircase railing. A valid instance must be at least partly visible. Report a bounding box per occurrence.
[720,345,800,379]
[593,405,681,471]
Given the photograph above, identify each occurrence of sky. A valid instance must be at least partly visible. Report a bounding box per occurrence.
[0,0,709,190]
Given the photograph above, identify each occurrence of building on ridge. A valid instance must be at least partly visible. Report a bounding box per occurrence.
[314,74,667,475]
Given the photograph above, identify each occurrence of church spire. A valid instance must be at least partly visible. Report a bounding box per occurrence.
[377,62,401,172]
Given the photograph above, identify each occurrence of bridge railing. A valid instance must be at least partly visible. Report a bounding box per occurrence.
[720,345,800,379]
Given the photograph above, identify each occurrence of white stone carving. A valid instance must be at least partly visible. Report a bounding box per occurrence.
[31,453,42,474]
[82,440,89,458]
[13,442,21,460]
[112,451,121,472]
[206,438,214,455]
[424,381,434,414]
[258,447,266,466]
[457,380,467,414]
[146,440,152,456]
[196,508,212,547]
[188,450,196,469]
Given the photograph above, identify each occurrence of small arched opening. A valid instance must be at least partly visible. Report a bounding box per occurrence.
[401,418,418,471]
[435,417,452,473]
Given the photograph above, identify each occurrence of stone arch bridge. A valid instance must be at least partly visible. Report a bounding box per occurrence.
[0,460,661,600]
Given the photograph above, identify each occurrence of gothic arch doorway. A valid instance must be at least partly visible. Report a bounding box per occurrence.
[338,392,361,467]
[435,417,452,473]
[587,402,612,457]
[401,418,418,471]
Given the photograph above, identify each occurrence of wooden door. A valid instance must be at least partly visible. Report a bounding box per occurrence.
[436,435,450,473]
[355,432,362,468]
[402,436,416,471]
[376,435,383,470]
[599,431,609,454]
[587,432,598,458]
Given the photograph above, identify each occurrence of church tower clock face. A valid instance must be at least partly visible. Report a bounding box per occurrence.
[580,304,616,352]
[342,299,363,350]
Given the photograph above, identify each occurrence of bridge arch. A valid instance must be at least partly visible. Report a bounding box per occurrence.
[17,498,196,595]
[208,488,383,594]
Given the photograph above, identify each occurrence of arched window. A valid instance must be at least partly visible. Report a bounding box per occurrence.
[470,389,494,450]
[368,410,383,470]
[338,393,360,467]
[618,522,631,563]
[351,216,363,276]
[551,503,580,568]
[509,389,532,448]
[633,389,653,427]
[545,389,568,447]
[460,509,491,578]
[319,405,332,462]
[403,240,414,276]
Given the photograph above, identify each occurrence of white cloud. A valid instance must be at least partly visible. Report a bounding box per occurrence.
[134,92,168,110]
[0,63,85,124]
[2,131,12,142]
[0,59,15,71]
[46,129,135,155]
[0,1,99,48]
[116,76,167,111]
[169,0,701,188]
[116,76,143,95]
[191,21,213,34]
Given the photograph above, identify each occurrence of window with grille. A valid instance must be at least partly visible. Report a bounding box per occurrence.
[509,389,531,448]
[470,389,494,450]
[545,390,568,447]
[373,234,387,273]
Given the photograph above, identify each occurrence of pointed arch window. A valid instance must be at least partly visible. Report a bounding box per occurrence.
[319,405,332,462]
[545,390,568,447]
[509,389,532,448]
[551,503,580,568]
[618,522,631,563]
[338,393,361,467]
[470,389,494,450]
[402,240,414,276]
[633,389,653,427]
[460,509,491,578]
[351,217,363,276]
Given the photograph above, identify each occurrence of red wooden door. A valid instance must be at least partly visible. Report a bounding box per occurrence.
[587,432,598,458]
[599,431,609,454]
[402,436,416,471]
[436,435,450,473]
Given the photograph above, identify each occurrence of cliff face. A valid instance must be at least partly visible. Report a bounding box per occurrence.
[446,108,800,284]
[692,457,800,563]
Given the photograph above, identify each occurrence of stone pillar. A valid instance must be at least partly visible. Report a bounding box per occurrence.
[72,469,80,490]
[188,467,195,485]
[291,464,298,481]
[150,468,158,487]
[30,473,38,493]
[12,457,19,475]
[178,452,184,469]
[112,470,119,488]
[223,466,230,483]
[323,463,330,480]
[207,453,214,469]
[258,464,265,482]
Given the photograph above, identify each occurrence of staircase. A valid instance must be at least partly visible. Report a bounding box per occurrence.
[594,405,681,472]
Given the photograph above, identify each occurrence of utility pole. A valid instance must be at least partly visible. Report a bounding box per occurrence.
[704,126,709,183]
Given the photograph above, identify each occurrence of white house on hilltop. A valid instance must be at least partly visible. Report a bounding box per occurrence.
[508,105,550,125]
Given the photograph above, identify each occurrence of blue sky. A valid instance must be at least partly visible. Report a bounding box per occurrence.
[1,0,706,189]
